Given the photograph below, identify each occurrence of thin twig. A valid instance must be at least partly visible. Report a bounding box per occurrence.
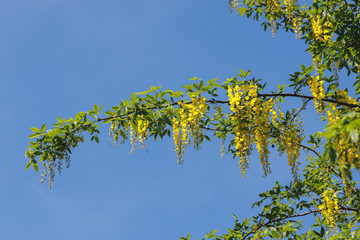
[291,99,311,122]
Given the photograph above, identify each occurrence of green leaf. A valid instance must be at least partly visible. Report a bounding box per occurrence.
[239,7,246,16]
[103,118,114,124]
[30,127,40,133]
[131,92,137,101]
[199,80,204,90]
[341,164,352,182]
[104,110,114,116]
[300,64,306,72]
[25,161,32,171]
[40,124,46,133]
[328,145,336,164]
[179,233,190,240]
[205,229,218,238]
[239,69,246,77]
[212,83,222,88]
[29,133,41,138]
[32,161,39,172]
[137,86,162,95]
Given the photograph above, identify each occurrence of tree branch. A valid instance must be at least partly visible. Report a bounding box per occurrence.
[242,206,359,239]
[241,209,320,239]
[96,92,360,123]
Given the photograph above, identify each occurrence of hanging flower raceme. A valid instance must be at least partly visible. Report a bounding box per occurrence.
[229,85,254,157]
[254,99,273,176]
[337,89,358,106]
[187,97,207,149]
[267,0,281,13]
[283,123,301,180]
[308,75,325,114]
[323,88,360,194]
[129,115,150,152]
[326,89,359,126]
[292,17,302,39]
[326,102,340,126]
[228,0,240,9]
[336,132,349,173]
[283,0,294,19]
[266,0,281,36]
[172,97,207,164]
[228,82,277,176]
[172,117,186,164]
[137,118,149,146]
[318,189,339,227]
[333,128,360,194]
[311,14,333,42]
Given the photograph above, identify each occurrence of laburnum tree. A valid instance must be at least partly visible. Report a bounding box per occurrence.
[26,0,360,239]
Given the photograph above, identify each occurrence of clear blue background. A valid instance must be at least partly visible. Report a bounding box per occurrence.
[0,1,319,239]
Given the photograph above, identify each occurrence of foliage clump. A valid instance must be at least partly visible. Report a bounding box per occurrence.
[27,0,360,238]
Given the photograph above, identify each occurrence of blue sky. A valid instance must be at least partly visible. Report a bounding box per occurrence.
[0,1,320,239]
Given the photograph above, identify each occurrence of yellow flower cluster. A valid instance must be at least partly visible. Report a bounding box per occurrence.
[319,189,339,227]
[188,97,207,149]
[172,117,186,164]
[334,131,359,195]
[326,102,340,126]
[228,83,275,176]
[254,99,273,176]
[234,123,252,176]
[228,0,240,9]
[266,0,281,36]
[325,89,360,194]
[327,89,359,125]
[137,118,149,146]
[130,127,136,152]
[292,17,302,39]
[282,124,301,179]
[311,15,333,42]
[228,84,255,175]
[337,132,348,171]
[172,97,207,164]
[41,160,55,188]
[130,116,149,152]
[228,83,258,109]
[270,103,302,179]
[270,104,283,124]
[308,75,325,114]
[337,89,358,106]
[284,0,294,18]
[267,0,281,13]
[109,121,119,146]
